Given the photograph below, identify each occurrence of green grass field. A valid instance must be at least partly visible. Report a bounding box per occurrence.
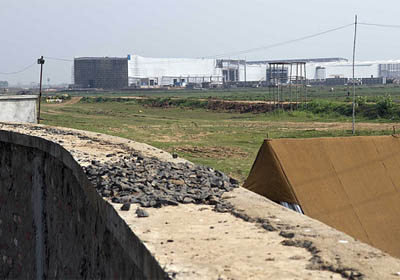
[42,87,399,182]
[60,84,400,102]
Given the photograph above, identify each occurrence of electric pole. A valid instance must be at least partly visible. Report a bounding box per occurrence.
[37,56,45,124]
[352,15,358,135]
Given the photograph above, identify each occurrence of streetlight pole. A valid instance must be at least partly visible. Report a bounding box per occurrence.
[37,56,45,124]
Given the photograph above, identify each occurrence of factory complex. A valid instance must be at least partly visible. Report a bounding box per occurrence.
[73,55,400,89]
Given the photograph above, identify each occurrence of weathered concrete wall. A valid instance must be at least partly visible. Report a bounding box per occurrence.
[0,130,167,279]
[0,95,38,123]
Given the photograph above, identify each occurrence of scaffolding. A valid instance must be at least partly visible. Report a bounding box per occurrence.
[267,62,307,111]
[74,57,128,89]
[378,63,400,79]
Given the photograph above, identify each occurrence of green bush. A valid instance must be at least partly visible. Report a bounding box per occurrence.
[376,95,394,117]
[300,97,400,120]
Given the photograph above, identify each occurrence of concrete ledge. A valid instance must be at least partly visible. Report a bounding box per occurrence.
[0,95,38,100]
[0,129,167,279]
[0,95,38,123]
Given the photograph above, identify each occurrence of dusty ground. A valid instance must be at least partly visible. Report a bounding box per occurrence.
[273,121,398,131]
[2,122,400,279]
[174,145,248,159]
[47,96,82,106]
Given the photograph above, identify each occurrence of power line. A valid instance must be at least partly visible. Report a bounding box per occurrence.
[202,23,354,59]
[44,56,73,62]
[0,62,36,75]
[359,22,400,29]
[4,19,400,75]
[0,56,73,76]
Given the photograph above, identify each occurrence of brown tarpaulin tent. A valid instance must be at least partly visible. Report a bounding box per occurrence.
[244,135,400,258]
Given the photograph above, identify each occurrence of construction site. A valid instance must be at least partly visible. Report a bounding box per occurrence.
[2,83,400,278]
[3,50,400,278]
[73,57,129,89]
[4,2,400,278]
[72,55,400,90]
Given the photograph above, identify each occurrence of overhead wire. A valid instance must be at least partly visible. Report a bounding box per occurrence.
[359,22,400,29]
[0,56,72,76]
[4,20,400,73]
[44,56,73,62]
[202,23,354,59]
[0,62,36,75]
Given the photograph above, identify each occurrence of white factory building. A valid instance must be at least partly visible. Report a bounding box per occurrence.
[127,54,400,87]
[127,55,223,87]
[306,60,400,80]
[127,54,270,87]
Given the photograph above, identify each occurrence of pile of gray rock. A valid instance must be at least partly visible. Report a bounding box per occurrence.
[83,152,239,211]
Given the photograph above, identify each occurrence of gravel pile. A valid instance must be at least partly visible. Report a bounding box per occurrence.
[83,152,239,211]
[2,124,240,211]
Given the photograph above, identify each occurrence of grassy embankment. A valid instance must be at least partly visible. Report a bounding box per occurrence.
[41,86,400,181]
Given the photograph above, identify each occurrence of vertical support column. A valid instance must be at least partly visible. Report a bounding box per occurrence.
[227,60,230,83]
[304,62,307,108]
[289,63,293,111]
[244,59,247,87]
[296,63,299,110]
[37,56,45,124]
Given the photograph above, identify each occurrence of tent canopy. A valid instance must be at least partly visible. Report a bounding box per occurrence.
[244,135,400,258]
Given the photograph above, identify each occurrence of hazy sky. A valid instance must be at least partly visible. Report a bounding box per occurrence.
[1,0,400,85]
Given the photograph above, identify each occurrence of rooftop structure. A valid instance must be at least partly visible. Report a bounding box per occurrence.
[247,57,348,65]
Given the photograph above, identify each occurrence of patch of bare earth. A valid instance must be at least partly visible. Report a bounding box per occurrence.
[276,121,397,131]
[223,120,398,132]
[175,145,248,159]
[49,96,83,106]
[43,97,83,114]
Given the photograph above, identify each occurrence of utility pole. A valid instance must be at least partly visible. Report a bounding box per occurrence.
[37,56,45,124]
[352,15,358,135]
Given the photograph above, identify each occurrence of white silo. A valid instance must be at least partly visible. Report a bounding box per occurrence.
[315,66,326,80]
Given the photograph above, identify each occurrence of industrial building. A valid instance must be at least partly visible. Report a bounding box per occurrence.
[73,55,400,89]
[126,56,346,87]
[0,81,8,88]
[127,55,224,87]
[306,60,400,83]
[74,57,128,89]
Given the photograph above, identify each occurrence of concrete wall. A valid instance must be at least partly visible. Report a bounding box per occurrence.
[0,130,168,279]
[0,95,38,123]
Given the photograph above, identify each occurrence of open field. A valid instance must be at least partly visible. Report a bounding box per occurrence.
[41,88,400,182]
[58,84,400,102]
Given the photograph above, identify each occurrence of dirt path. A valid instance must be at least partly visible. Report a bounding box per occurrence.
[46,96,82,106]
